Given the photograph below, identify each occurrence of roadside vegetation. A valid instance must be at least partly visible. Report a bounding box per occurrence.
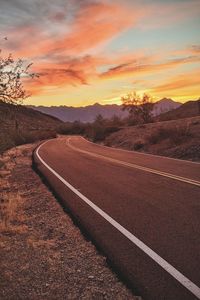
[57,93,154,141]
[105,116,200,161]
[0,101,60,154]
[57,93,200,161]
[0,41,60,154]
[57,114,122,142]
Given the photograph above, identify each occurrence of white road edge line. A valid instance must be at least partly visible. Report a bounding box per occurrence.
[36,139,200,299]
[67,138,200,187]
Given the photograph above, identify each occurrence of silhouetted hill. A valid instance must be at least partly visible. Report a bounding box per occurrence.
[153,98,181,116]
[29,98,181,122]
[158,100,200,121]
[0,101,62,153]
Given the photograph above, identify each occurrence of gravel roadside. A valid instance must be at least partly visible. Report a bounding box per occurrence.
[0,143,141,300]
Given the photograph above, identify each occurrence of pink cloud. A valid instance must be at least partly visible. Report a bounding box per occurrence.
[152,70,200,93]
[5,1,138,59]
[100,55,200,80]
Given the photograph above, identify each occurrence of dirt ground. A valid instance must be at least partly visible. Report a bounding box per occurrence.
[0,143,140,300]
[105,116,200,162]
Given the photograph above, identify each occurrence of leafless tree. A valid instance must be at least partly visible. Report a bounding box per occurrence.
[121,92,154,124]
[0,51,36,105]
[0,37,38,139]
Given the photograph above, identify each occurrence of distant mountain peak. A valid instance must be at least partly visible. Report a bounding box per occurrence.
[28,98,184,122]
[153,98,181,116]
[158,97,174,102]
[156,97,180,104]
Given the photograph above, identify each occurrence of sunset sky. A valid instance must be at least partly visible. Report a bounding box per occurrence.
[0,0,200,107]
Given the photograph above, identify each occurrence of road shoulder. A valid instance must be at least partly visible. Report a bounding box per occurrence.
[0,143,140,299]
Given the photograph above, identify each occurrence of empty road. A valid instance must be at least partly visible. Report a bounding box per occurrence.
[34,136,200,300]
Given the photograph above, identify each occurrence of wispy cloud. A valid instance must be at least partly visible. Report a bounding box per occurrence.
[0,0,199,105]
[99,55,200,80]
[2,1,137,57]
[151,69,200,93]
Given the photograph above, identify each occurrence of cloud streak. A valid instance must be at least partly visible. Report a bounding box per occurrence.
[0,0,199,104]
[99,55,200,80]
[152,70,200,93]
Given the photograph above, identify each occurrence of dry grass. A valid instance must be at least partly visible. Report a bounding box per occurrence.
[27,237,56,249]
[0,127,57,154]
[0,147,27,232]
[147,124,192,146]
[0,143,139,300]
[104,116,200,161]
[0,189,24,231]
[0,101,61,154]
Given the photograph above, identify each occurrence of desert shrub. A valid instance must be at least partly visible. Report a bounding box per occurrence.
[108,115,123,127]
[0,129,16,153]
[57,121,85,135]
[133,141,145,150]
[169,126,192,145]
[84,125,120,142]
[58,114,122,142]
[92,126,105,142]
[124,115,139,126]
[20,130,56,143]
[0,127,56,154]
[0,159,5,169]
[148,125,192,146]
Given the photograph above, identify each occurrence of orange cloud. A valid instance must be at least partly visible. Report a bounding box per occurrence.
[56,2,136,54]
[25,55,99,95]
[100,55,200,80]
[5,1,137,59]
[152,70,200,93]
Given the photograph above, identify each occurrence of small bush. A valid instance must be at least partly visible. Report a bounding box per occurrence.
[0,127,57,154]
[0,160,5,169]
[57,121,85,135]
[85,125,120,142]
[148,125,192,146]
[133,141,145,150]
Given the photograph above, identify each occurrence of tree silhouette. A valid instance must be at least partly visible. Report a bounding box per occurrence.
[0,37,38,138]
[0,51,36,105]
[122,92,154,124]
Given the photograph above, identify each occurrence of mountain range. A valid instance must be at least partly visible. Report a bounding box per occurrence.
[29,98,181,123]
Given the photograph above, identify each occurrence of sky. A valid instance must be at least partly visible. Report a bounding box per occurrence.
[0,0,200,107]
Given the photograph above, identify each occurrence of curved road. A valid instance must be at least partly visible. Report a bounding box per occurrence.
[34,136,200,300]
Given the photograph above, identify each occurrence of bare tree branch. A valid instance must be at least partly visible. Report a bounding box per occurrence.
[0,49,38,105]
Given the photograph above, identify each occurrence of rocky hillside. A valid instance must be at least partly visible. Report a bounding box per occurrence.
[158,100,200,121]
[0,101,62,154]
[104,116,200,162]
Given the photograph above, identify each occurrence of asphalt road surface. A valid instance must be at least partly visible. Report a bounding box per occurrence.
[34,136,200,300]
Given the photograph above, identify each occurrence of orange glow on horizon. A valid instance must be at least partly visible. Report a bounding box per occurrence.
[1,0,199,107]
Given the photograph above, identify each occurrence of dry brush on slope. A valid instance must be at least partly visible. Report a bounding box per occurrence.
[104,116,200,162]
[0,101,61,154]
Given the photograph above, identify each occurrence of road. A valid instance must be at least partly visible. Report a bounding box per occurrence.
[34,136,200,300]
